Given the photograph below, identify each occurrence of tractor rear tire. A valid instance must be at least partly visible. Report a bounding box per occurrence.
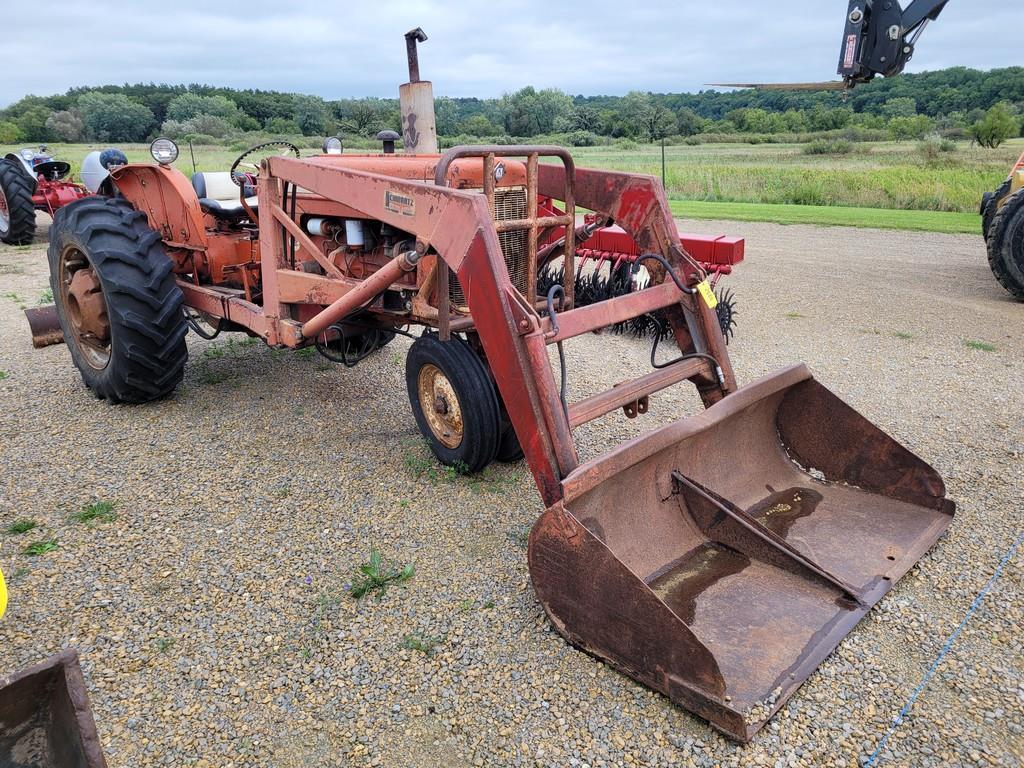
[48,197,188,402]
[982,179,1012,243]
[406,334,501,473]
[986,188,1024,302]
[0,158,37,245]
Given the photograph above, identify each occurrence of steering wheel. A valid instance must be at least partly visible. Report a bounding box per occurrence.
[229,141,300,187]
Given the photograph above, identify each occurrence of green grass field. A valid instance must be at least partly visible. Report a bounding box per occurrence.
[572,140,1021,214]
[669,201,981,234]
[4,138,1018,234]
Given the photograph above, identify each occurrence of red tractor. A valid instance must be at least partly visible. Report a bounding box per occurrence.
[0,145,120,245]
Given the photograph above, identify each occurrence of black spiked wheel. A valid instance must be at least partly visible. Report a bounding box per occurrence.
[715,286,738,342]
[539,259,739,343]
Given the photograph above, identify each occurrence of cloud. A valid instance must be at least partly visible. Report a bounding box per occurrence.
[1,0,1017,106]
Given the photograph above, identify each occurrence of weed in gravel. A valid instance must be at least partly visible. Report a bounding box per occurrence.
[964,339,996,352]
[0,371,7,380]
[785,311,806,319]
[225,338,254,355]
[9,567,29,583]
[466,467,516,494]
[4,292,26,309]
[404,444,508,489]
[273,484,291,499]
[23,539,59,556]
[71,500,116,525]
[156,638,174,653]
[202,344,227,359]
[483,600,495,609]
[349,548,414,599]
[37,288,53,305]
[457,599,473,612]
[402,632,443,655]
[404,451,442,482]
[198,369,229,385]
[0,263,24,275]
[5,519,37,535]
[311,589,343,633]
[295,347,317,359]
[507,524,532,549]
[894,331,914,339]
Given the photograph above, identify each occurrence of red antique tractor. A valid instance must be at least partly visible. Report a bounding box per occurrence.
[29,31,953,743]
[0,145,120,245]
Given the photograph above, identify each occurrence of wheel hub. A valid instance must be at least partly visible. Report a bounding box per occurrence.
[418,363,463,449]
[60,249,111,370]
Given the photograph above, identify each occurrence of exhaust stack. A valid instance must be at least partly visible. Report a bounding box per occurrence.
[399,28,438,154]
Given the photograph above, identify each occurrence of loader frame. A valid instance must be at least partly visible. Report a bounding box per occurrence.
[111,147,735,505]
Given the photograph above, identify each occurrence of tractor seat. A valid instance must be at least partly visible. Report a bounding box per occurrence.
[33,160,71,181]
[191,172,258,221]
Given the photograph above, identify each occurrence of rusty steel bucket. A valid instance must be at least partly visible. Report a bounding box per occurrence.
[529,364,954,742]
[0,650,107,768]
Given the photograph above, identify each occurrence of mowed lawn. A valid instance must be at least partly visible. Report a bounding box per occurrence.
[4,137,1019,234]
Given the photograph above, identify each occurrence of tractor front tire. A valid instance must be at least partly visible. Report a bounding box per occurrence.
[982,179,1012,243]
[48,197,188,402]
[0,158,37,245]
[986,188,1024,302]
[406,334,501,473]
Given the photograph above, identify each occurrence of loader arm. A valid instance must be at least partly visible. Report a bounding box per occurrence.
[838,0,952,86]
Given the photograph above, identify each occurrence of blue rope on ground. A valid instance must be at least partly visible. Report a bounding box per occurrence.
[864,530,1024,767]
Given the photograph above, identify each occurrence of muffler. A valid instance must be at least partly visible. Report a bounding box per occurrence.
[529,364,954,741]
[0,649,107,767]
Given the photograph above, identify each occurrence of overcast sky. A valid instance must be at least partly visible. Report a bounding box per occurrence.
[1,1,1018,107]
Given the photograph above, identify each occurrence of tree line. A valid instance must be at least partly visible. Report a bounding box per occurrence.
[0,66,1020,148]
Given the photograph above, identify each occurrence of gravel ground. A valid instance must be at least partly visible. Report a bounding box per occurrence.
[0,214,1021,767]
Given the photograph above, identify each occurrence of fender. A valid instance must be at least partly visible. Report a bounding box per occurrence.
[3,152,39,192]
[110,163,208,250]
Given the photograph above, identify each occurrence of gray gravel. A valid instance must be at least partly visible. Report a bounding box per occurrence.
[0,213,1021,767]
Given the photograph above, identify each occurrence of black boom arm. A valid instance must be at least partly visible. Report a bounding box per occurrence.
[838,0,951,86]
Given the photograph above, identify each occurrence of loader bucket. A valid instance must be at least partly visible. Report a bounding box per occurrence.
[0,649,107,768]
[529,364,954,742]
[24,305,64,349]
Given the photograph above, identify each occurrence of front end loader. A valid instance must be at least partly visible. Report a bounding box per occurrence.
[29,32,954,742]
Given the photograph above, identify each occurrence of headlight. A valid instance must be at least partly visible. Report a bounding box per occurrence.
[494,162,506,182]
[322,136,343,155]
[19,148,34,161]
[150,138,179,165]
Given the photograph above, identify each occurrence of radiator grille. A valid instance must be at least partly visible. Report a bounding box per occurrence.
[450,186,528,308]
